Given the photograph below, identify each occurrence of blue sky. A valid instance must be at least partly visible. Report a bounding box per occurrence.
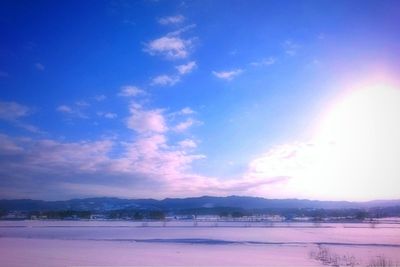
[1,0,400,200]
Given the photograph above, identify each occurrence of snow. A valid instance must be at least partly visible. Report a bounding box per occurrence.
[0,221,399,266]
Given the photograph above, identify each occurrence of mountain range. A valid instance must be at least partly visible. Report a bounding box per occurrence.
[1,196,400,212]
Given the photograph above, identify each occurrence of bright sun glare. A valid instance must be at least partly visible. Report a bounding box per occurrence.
[304,82,400,200]
[239,80,400,200]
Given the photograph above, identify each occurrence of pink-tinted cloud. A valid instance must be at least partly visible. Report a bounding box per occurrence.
[126,104,167,133]
[173,118,195,132]
[0,101,40,133]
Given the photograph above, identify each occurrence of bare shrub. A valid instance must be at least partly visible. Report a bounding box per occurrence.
[367,255,400,267]
[309,245,358,267]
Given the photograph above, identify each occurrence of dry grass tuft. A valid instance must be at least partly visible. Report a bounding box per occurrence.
[367,255,400,267]
[309,245,358,267]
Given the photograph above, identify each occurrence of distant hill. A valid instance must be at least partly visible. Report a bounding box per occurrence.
[1,196,399,212]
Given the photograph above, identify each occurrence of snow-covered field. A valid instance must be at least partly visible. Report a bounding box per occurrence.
[0,220,399,266]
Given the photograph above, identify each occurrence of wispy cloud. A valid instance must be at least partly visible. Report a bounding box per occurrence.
[0,101,30,120]
[57,105,72,113]
[35,63,45,71]
[173,118,195,132]
[176,61,197,75]
[212,69,243,80]
[94,95,106,101]
[250,57,276,67]
[178,138,197,149]
[167,24,196,37]
[97,112,117,119]
[118,85,145,97]
[179,107,195,115]
[57,104,88,119]
[283,40,299,56]
[168,107,196,118]
[104,112,117,119]
[0,71,9,77]
[158,15,185,25]
[151,74,180,86]
[0,101,40,133]
[75,100,90,107]
[0,134,24,154]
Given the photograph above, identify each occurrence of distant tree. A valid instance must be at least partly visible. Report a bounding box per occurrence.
[148,210,165,220]
[219,211,229,217]
[134,212,144,220]
[355,210,368,220]
[231,211,245,218]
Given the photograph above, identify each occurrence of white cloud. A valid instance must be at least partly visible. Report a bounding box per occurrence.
[97,112,117,119]
[173,118,195,132]
[57,104,88,119]
[0,130,210,199]
[0,101,30,121]
[250,57,276,67]
[178,139,197,149]
[167,24,196,37]
[180,107,195,115]
[118,85,145,97]
[94,95,106,101]
[126,104,167,133]
[57,105,73,113]
[168,107,196,118]
[104,112,117,119]
[212,69,243,80]
[158,15,185,25]
[242,83,400,200]
[176,61,197,75]
[35,63,45,71]
[283,40,299,56]
[151,74,180,86]
[75,100,90,107]
[145,36,192,59]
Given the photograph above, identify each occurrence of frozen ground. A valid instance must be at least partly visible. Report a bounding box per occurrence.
[0,220,399,266]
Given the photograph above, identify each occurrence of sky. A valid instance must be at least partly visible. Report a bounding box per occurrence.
[1,0,400,201]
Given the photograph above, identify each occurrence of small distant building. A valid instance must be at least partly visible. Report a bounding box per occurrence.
[1,211,28,220]
[292,216,313,221]
[90,214,107,220]
[196,215,220,221]
[166,215,195,220]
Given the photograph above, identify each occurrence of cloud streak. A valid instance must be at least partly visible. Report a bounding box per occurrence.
[212,69,243,80]
[0,101,40,133]
[158,15,185,25]
[151,74,180,86]
[118,85,145,97]
[0,101,31,120]
[283,40,299,56]
[250,57,276,67]
[176,61,197,75]
[57,104,88,119]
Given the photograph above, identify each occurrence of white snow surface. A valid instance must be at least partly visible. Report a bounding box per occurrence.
[0,220,399,266]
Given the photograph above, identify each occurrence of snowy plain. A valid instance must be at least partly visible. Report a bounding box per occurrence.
[0,220,399,267]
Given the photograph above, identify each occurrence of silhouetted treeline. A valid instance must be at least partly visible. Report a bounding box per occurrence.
[2,204,400,221]
[2,196,400,214]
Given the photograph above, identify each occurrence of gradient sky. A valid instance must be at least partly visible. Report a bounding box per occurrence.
[1,0,400,201]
